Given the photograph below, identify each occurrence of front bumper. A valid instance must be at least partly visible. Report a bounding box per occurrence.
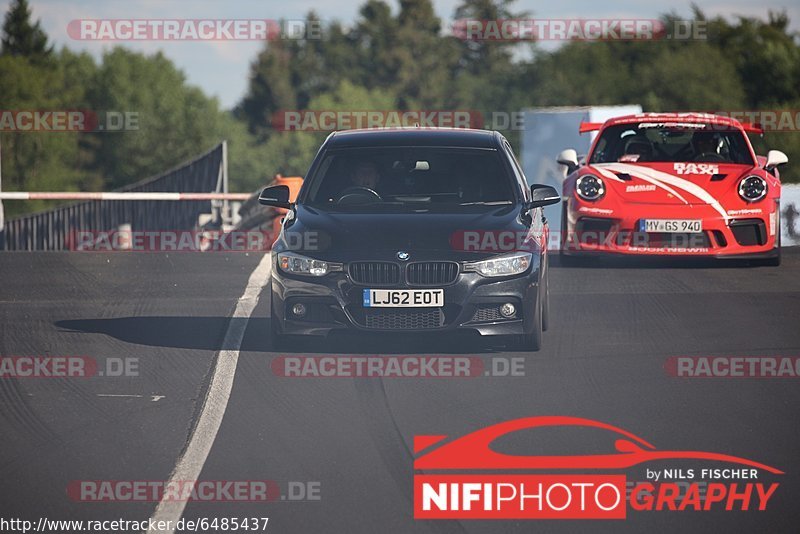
[564,200,779,257]
[271,255,541,337]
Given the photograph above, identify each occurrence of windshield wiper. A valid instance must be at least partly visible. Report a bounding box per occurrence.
[458,200,513,206]
[393,196,432,203]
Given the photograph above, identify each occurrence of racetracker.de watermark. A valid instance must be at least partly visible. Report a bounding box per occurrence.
[665,356,800,378]
[711,110,800,132]
[0,110,138,132]
[0,356,139,378]
[273,110,484,131]
[67,480,320,502]
[452,19,707,41]
[449,230,715,253]
[68,19,322,41]
[271,355,524,378]
[68,230,277,252]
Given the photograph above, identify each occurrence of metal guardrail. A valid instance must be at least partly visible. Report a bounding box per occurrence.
[0,142,229,251]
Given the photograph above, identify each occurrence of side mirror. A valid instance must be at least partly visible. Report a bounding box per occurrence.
[765,150,788,171]
[259,185,293,209]
[557,148,579,174]
[529,185,561,208]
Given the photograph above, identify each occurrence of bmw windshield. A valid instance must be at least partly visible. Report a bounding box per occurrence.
[303,147,517,211]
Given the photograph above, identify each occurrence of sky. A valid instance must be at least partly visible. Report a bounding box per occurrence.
[6,0,800,110]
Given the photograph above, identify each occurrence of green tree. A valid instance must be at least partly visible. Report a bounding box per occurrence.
[0,55,84,216]
[452,0,527,106]
[87,48,224,189]
[236,38,298,138]
[702,9,800,107]
[390,0,459,108]
[258,80,397,182]
[1,0,52,60]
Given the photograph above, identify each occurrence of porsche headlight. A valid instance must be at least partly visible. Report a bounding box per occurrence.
[278,252,341,276]
[738,175,767,202]
[464,252,532,277]
[576,174,605,201]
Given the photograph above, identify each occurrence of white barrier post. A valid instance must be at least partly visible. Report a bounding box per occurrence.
[117,223,133,251]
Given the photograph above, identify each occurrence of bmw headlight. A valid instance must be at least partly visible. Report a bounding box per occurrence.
[278,252,342,276]
[738,175,767,202]
[464,252,532,277]
[576,174,605,201]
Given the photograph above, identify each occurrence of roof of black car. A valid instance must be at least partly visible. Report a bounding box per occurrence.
[325,128,499,149]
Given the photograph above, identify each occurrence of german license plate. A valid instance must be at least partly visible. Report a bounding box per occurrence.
[363,289,444,308]
[639,219,702,233]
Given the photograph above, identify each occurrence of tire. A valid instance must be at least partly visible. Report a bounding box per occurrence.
[541,254,550,332]
[559,207,570,261]
[269,279,291,350]
[559,208,585,267]
[270,301,288,350]
[519,287,543,352]
[758,216,781,267]
[758,249,781,267]
[503,285,543,352]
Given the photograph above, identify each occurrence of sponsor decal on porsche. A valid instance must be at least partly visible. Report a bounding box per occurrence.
[673,163,720,175]
[727,208,763,215]
[413,417,782,519]
[625,184,657,193]
[577,206,614,215]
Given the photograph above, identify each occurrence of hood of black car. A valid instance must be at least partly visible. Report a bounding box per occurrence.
[275,204,531,262]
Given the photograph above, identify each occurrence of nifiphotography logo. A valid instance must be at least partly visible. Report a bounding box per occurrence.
[413,416,783,519]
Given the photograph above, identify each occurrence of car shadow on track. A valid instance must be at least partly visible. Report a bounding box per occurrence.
[55,316,503,354]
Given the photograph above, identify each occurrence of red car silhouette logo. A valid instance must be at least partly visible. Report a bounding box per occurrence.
[414,416,783,473]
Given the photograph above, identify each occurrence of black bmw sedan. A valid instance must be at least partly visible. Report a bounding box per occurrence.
[259,128,560,351]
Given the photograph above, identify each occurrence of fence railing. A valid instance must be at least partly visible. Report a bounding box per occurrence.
[0,142,230,251]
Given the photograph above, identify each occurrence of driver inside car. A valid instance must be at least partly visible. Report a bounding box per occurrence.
[335,159,383,203]
[692,131,724,161]
[350,160,381,190]
[620,136,653,162]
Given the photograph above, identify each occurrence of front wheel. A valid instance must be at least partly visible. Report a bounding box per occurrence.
[541,256,550,332]
[270,304,289,350]
[269,279,291,350]
[756,214,781,267]
[504,286,543,352]
[559,208,585,267]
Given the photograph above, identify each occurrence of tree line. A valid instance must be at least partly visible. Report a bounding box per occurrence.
[1,0,799,217]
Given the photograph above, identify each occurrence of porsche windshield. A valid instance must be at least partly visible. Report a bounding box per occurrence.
[304,147,516,209]
[589,123,755,165]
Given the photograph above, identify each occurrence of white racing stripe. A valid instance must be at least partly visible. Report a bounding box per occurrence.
[146,254,272,534]
[603,162,730,221]
[593,164,689,204]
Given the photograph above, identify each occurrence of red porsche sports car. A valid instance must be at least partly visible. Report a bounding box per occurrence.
[557,113,788,265]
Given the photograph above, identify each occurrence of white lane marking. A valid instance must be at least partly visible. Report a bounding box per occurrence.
[96,394,165,402]
[147,254,272,534]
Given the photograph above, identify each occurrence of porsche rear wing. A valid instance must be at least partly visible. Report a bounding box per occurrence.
[579,122,603,134]
[579,121,764,135]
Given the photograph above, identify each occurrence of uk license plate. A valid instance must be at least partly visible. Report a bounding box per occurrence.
[363,289,444,308]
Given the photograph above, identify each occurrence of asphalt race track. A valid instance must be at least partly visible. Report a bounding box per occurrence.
[1,250,799,533]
